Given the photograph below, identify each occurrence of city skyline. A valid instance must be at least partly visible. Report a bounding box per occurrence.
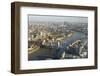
[28,15,88,60]
[28,15,88,24]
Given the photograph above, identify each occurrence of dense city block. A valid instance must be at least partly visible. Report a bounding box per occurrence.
[28,15,88,60]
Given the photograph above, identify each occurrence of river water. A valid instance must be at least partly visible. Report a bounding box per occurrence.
[63,32,86,46]
[54,31,87,59]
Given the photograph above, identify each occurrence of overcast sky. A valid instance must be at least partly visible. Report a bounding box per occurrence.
[28,15,88,23]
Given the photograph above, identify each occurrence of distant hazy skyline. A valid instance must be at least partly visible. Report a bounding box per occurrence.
[29,15,88,23]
